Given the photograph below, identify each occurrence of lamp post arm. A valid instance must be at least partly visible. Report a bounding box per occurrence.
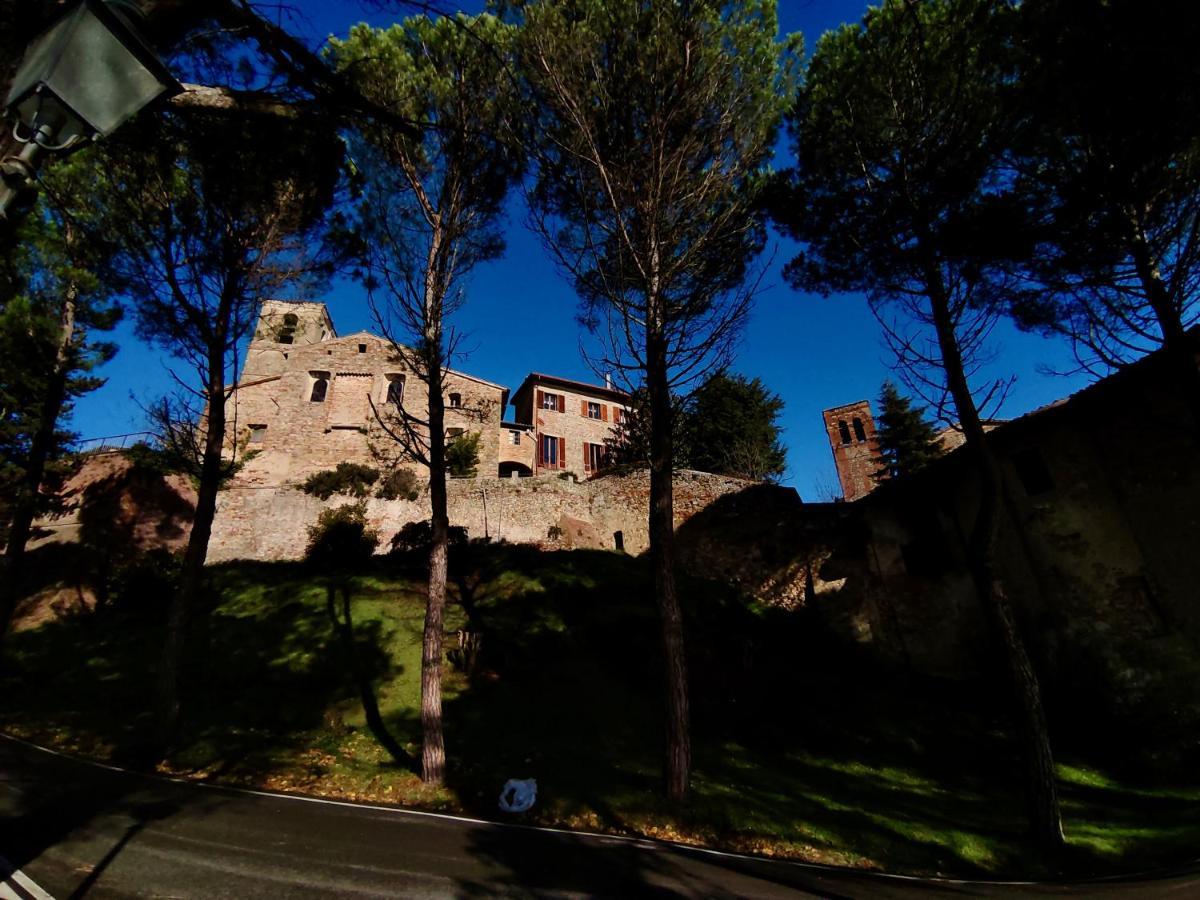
[0,128,46,222]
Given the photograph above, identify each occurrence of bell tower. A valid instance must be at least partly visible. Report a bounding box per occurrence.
[242,300,336,379]
[822,400,882,502]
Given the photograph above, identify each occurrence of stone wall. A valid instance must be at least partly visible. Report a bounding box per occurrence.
[207,468,752,562]
[696,349,1200,729]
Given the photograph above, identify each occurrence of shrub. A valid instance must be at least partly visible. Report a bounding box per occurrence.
[376,467,420,501]
[305,502,380,570]
[389,520,469,555]
[107,548,183,615]
[302,462,380,500]
[446,432,481,478]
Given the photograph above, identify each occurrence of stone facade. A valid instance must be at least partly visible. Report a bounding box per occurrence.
[497,421,535,476]
[225,302,628,485]
[226,301,509,484]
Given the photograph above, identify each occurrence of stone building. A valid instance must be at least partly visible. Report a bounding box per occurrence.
[822,400,881,501]
[823,398,1001,501]
[510,373,630,478]
[223,301,508,485]
[223,301,629,485]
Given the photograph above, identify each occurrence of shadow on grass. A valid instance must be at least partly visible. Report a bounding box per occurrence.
[5,545,1200,881]
[0,560,405,782]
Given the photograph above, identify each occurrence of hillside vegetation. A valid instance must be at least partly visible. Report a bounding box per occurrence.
[3,544,1199,878]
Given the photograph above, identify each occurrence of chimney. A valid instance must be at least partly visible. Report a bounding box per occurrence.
[604,372,612,390]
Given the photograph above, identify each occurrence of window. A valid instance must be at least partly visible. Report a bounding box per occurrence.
[584,442,606,472]
[586,401,602,420]
[852,417,867,443]
[449,393,462,408]
[386,375,404,406]
[540,434,560,467]
[616,408,629,425]
[541,391,562,411]
[248,424,267,444]
[309,373,330,402]
[613,530,625,552]
[278,312,298,345]
[838,419,852,445]
[510,430,522,445]
[358,343,367,354]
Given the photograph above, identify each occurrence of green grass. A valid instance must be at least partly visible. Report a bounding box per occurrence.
[3,543,1200,878]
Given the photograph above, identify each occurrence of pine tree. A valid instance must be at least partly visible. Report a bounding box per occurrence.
[517,0,798,802]
[684,373,787,482]
[872,382,943,482]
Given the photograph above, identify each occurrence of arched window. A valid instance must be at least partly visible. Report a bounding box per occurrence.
[278,312,298,345]
[386,376,404,406]
[852,417,866,442]
[310,374,329,402]
[449,392,462,408]
[838,420,852,445]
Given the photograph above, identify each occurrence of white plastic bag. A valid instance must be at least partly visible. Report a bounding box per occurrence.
[498,778,537,813]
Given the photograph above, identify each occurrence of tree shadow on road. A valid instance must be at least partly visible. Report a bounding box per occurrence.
[0,738,225,898]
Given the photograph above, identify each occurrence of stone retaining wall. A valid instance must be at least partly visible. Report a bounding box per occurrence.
[207,469,753,562]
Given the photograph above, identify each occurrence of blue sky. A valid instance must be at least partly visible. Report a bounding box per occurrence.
[69,0,1091,499]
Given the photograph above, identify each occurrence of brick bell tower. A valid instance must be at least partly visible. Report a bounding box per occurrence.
[822,400,882,502]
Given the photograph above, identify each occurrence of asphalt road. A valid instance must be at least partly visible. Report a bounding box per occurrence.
[2,735,1198,899]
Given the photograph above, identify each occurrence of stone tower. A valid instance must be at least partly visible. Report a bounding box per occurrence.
[243,300,336,380]
[822,400,882,502]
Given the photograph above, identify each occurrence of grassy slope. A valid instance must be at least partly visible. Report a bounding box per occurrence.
[3,545,1199,879]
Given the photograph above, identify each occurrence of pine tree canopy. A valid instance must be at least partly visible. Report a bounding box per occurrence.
[872,381,944,482]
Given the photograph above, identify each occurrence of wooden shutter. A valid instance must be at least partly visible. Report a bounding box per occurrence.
[557,394,566,413]
[601,405,608,422]
[558,436,566,468]
[583,442,590,471]
[536,389,544,411]
[537,434,544,466]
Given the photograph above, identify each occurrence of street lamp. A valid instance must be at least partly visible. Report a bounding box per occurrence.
[1,0,180,219]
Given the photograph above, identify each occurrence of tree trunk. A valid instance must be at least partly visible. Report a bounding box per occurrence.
[422,363,449,785]
[926,265,1065,855]
[1128,226,1200,438]
[647,331,691,803]
[0,282,77,654]
[154,331,228,754]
